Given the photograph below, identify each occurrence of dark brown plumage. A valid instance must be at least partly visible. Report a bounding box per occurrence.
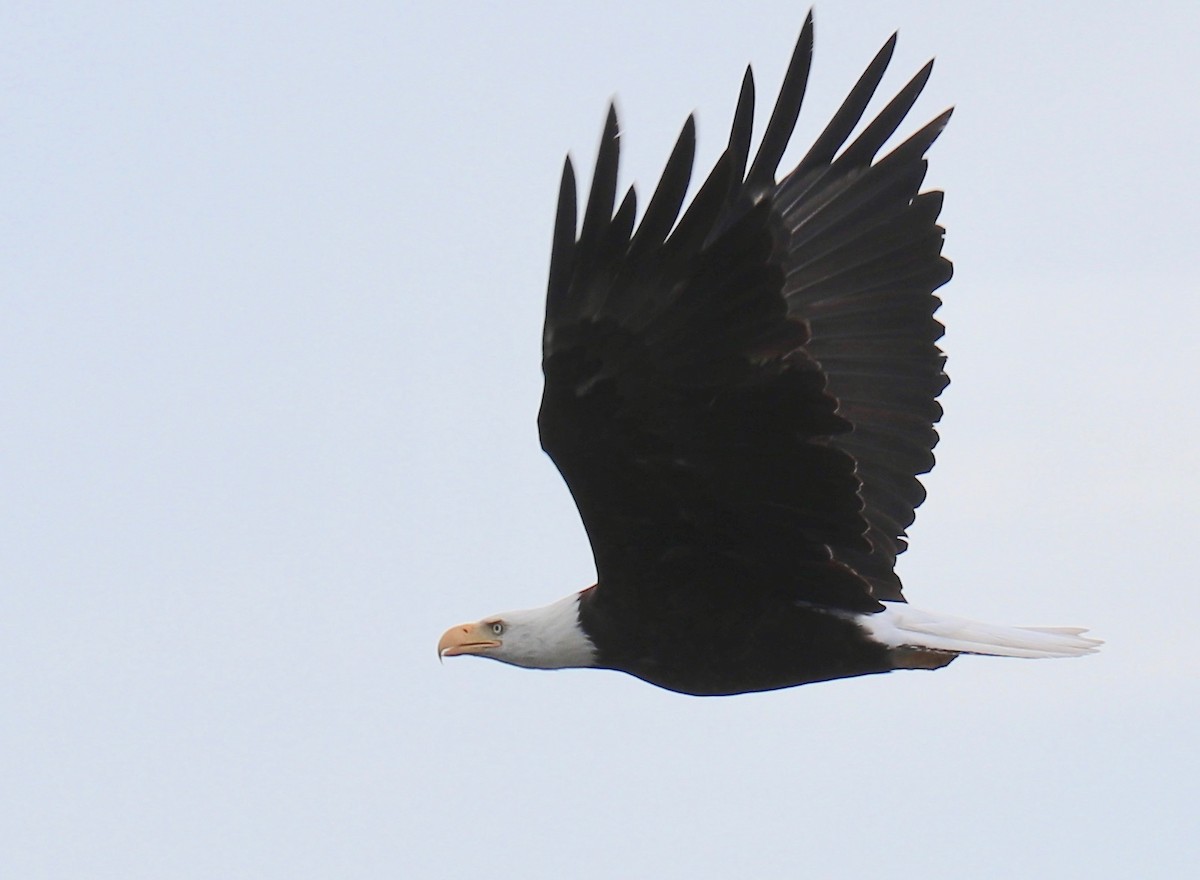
[539,15,949,693]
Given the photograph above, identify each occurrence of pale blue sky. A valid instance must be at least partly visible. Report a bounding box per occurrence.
[4,1,1198,877]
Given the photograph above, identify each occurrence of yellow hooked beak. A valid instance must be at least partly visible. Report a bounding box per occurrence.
[438,622,501,660]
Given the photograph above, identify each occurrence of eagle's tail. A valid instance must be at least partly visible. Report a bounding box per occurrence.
[860,602,1102,661]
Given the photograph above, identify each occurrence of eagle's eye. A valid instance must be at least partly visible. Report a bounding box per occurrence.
[490,622,505,636]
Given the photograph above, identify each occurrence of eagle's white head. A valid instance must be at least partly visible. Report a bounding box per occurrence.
[438,591,598,670]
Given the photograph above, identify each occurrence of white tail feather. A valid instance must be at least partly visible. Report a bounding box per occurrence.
[860,602,1103,660]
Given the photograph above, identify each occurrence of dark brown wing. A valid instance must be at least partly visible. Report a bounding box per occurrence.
[539,14,951,613]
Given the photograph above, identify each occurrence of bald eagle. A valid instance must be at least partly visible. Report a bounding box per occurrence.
[437,14,1099,696]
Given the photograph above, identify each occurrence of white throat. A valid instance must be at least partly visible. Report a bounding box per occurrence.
[495,592,598,670]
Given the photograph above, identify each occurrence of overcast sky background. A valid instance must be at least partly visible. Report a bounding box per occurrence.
[4,1,1198,877]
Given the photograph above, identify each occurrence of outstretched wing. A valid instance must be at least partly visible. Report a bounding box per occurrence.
[538,14,952,613]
